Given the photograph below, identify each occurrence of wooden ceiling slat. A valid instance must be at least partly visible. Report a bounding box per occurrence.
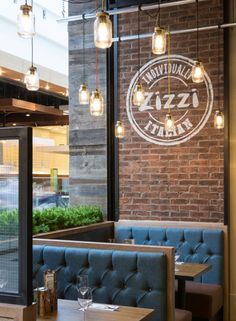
[0,98,64,115]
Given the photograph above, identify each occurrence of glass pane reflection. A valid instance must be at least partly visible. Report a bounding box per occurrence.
[0,139,19,294]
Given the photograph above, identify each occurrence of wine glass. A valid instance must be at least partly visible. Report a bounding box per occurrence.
[0,270,8,289]
[174,248,180,272]
[77,287,92,311]
[175,253,180,263]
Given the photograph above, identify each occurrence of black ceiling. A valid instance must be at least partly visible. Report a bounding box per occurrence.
[0,78,68,109]
[108,0,177,9]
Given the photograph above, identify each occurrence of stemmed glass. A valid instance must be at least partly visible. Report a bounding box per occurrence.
[78,287,92,311]
[174,249,180,272]
[76,275,92,320]
[0,270,8,290]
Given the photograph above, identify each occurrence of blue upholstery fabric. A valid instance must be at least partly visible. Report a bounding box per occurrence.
[115,227,224,285]
[33,245,167,321]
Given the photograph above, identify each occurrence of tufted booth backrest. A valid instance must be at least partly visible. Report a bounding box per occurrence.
[33,245,167,321]
[115,226,224,285]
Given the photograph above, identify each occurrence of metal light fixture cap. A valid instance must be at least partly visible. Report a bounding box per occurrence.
[165,112,172,120]
[20,4,32,15]
[93,88,101,97]
[154,26,165,34]
[136,84,143,91]
[96,11,110,19]
[29,66,37,74]
[80,83,88,90]
[195,60,203,67]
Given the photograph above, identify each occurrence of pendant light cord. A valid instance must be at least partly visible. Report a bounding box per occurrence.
[155,0,161,27]
[196,0,199,61]
[82,14,85,83]
[96,48,98,88]
[218,24,220,112]
[138,6,141,83]
[102,0,104,11]
[31,38,34,67]
[95,0,99,89]
[168,30,171,114]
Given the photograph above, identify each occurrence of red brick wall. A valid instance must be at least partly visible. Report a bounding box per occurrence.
[118,0,224,222]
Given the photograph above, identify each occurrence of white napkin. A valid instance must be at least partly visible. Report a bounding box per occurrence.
[89,303,119,311]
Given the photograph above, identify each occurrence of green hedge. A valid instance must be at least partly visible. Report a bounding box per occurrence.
[0,210,18,237]
[0,206,103,236]
[32,206,103,234]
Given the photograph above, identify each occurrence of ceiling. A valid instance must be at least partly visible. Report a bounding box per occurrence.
[0,66,68,98]
[0,69,68,127]
[108,0,179,9]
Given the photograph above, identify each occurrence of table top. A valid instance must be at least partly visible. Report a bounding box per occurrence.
[175,262,212,281]
[37,299,155,321]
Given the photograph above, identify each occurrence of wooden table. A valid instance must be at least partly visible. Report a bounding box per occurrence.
[38,299,155,321]
[175,263,212,309]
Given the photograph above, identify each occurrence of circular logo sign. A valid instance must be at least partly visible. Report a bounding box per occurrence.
[126,55,214,146]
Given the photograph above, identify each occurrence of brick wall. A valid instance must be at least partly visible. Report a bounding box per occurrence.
[118,0,224,222]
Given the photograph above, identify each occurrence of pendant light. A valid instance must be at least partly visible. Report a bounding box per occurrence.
[214,25,224,129]
[90,48,104,116]
[17,1,35,39]
[164,31,174,133]
[79,16,90,105]
[133,7,145,106]
[94,0,112,49]
[25,38,39,91]
[152,0,166,55]
[192,0,205,83]
[115,121,125,138]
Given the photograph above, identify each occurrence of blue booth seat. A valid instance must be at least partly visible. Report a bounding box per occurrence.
[115,226,224,321]
[115,227,224,285]
[33,245,167,321]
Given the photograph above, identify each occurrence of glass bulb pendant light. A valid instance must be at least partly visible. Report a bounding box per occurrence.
[152,27,166,55]
[214,26,224,129]
[79,16,90,104]
[79,84,90,105]
[165,113,175,133]
[90,47,104,116]
[115,121,125,138]
[25,38,39,91]
[25,66,39,91]
[152,0,166,55]
[17,1,35,39]
[133,8,145,106]
[192,0,205,83]
[192,61,205,83]
[90,89,104,116]
[94,0,112,49]
[133,84,145,106]
[164,31,175,134]
[214,110,224,129]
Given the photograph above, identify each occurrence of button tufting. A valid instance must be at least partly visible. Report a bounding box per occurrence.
[149,288,152,292]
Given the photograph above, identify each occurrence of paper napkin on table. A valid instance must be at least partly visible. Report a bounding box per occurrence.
[89,303,119,311]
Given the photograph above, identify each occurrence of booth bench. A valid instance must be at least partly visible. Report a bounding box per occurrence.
[115,221,227,321]
[33,240,192,321]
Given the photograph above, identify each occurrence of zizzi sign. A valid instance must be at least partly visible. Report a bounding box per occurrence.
[126,55,214,146]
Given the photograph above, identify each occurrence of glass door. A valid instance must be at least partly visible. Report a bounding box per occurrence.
[0,127,32,305]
